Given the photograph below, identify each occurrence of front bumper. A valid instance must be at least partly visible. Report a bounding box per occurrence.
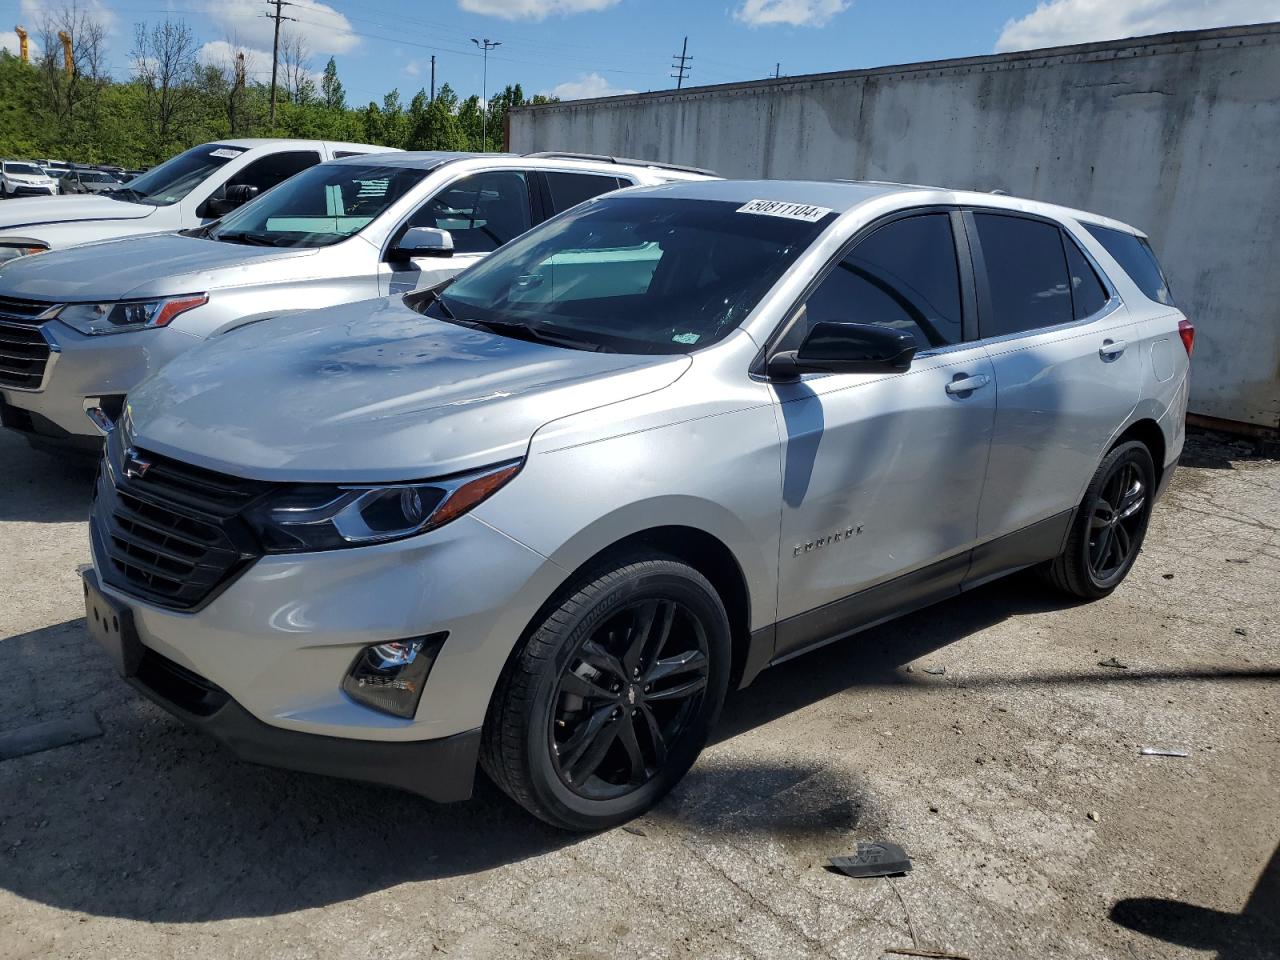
[1,321,199,442]
[3,184,56,197]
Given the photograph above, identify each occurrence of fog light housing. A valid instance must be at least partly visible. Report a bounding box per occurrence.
[341,633,447,719]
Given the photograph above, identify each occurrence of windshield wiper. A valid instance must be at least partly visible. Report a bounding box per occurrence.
[105,187,143,202]
[214,231,287,247]
[420,287,456,321]
[454,316,612,353]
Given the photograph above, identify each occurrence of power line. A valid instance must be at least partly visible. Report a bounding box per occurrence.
[264,0,296,129]
[670,36,691,90]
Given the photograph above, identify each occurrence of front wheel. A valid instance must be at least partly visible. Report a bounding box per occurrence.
[1043,440,1156,599]
[481,556,730,831]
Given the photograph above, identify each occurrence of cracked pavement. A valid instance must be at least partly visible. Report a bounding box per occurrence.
[0,428,1277,959]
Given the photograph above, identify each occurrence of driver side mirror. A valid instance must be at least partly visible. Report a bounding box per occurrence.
[389,226,454,261]
[768,322,917,379]
[199,183,260,219]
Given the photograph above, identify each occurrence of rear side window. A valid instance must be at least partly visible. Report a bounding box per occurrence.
[544,172,624,214]
[1064,238,1109,320]
[802,214,963,349]
[973,213,1072,337]
[407,170,533,254]
[1084,224,1174,305]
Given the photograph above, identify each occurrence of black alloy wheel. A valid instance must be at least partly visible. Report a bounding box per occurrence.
[481,556,730,831]
[550,597,709,800]
[1087,459,1147,582]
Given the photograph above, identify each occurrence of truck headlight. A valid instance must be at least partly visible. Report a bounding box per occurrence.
[0,240,49,265]
[246,460,522,553]
[57,294,208,336]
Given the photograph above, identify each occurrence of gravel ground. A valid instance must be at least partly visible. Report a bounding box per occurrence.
[0,427,1276,960]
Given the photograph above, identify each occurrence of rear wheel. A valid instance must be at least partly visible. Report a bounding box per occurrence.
[481,556,730,831]
[1043,440,1156,599]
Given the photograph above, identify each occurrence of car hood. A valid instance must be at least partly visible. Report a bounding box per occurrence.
[0,233,317,301]
[126,296,691,482]
[0,194,155,230]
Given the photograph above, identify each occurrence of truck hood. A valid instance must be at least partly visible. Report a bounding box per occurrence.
[0,194,156,230]
[127,295,691,482]
[0,233,317,301]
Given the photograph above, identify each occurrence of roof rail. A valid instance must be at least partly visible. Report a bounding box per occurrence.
[523,151,718,178]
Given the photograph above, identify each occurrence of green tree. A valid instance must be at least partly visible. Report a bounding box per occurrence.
[321,57,345,111]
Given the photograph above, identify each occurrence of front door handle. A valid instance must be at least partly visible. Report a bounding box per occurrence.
[945,374,990,395]
[1099,338,1127,360]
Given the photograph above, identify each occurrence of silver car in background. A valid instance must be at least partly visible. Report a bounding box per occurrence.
[83,179,1191,831]
[0,152,713,452]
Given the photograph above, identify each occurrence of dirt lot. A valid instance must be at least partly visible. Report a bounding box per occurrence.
[0,427,1276,960]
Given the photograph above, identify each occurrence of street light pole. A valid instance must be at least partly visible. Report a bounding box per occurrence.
[470,37,501,151]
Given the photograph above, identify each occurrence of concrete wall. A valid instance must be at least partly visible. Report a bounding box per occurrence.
[510,24,1280,431]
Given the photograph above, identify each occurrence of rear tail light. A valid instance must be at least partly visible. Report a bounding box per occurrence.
[1177,318,1195,357]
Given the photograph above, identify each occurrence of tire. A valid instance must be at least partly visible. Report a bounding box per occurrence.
[1042,440,1156,599]
[481,555,731,831]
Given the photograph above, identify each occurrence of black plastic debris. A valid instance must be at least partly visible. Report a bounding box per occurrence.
[827,842,912,878]
[1097,656,1128,669]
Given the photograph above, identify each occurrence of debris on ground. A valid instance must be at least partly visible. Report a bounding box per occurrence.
[1233,627,1248,636]
[1139,746,1190,758]
[882,948,973,960]
[0,714,103,761]
[1161,573,1174,579]
[1225,557,1251,564]
[1097,657,1129,669]
[621,825,647,837]
[827,842,913,878]
[922,665,946,676]
[1087,811,1100,822]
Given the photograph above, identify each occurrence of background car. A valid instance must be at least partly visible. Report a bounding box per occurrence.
[0,152,714,453]
[1,160,58,199]
[58,168,124,195]
[81,178,1191,831]
[0,138,396,264]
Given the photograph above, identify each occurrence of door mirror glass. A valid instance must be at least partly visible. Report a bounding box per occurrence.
[391,226,454,260]
[770,321,917,378]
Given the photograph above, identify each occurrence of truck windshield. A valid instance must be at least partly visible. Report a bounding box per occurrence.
[208,162,427,248]
[422,196,834,354]
[108,144,244,206]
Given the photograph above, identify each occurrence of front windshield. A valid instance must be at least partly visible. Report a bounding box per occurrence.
[79,171,117,183]
[110,143,244,206]
[424,196,834,354]
[208,162,427,249]
[4,163,44,177]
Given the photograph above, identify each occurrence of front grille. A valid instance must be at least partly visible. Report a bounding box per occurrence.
[91,429,273,610]
[0,297,58,389]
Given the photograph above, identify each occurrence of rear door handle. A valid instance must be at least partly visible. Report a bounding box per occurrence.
[1099,338,1127,359]
[945,374,990,395]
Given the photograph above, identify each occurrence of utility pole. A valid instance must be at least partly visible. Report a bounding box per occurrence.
[264,0,296,129]
[470,38,501,150]
[430,54,436,100]
[671,36,691,89]
[774,62,781,79]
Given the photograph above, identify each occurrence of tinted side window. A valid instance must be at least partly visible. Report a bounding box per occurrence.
[230,150,322,193]
[1064,237,1108,320]
[973,213,1072,337]
[544,172,623,214]
[1084,223,1174,305]
[407,171,532,254]
[802,214,963,349]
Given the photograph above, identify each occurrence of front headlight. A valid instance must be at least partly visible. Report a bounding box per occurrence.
[57,294,208,336]
[245,459,523,553]
[0,241,49,265]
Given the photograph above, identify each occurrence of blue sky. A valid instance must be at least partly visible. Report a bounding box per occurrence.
[2,0,1278,106]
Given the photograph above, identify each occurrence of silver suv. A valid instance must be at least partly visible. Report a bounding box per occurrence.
[83,179,1192,831]
[0,153,712,452]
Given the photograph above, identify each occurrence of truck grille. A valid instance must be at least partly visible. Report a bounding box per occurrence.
[91,428,272,610]
[0,297,58,390]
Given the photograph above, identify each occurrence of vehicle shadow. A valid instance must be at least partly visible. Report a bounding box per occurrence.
[1110,842,1280,960]
[0,429,97,523]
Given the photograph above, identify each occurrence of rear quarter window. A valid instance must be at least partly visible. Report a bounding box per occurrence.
[1084,224,1174,306]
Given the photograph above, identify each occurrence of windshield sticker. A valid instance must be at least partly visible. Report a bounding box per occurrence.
[737,199,832,222]
[209,148,245,159]
[672,332,700,344]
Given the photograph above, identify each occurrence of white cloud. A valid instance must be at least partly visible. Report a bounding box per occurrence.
[206,0,358,55]
[199,40,274,83]
[459,0,621,21]
[19,0,117,33]
[733,0,850,27]
[996,0,1280,51]
[545,72,636,100]
[404,59,421,77]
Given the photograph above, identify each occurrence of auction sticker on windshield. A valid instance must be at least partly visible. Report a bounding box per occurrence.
[209,148,245,159]
[737,199,832,222]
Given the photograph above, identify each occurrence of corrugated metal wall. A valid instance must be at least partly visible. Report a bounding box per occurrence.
[510,23,1280,432]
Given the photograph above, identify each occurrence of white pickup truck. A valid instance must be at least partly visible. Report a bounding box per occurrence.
[0,138,395,265]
